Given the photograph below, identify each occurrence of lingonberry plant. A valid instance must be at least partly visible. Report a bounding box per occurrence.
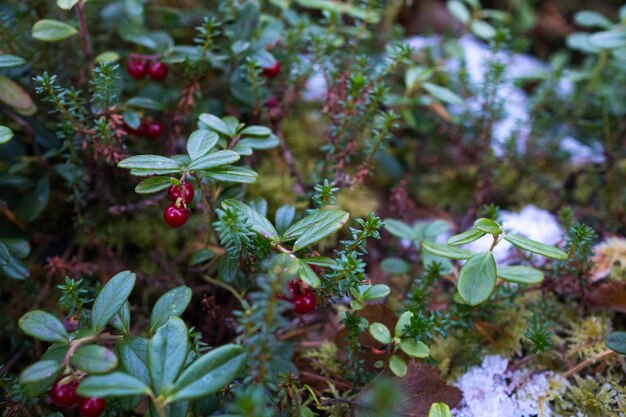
[2,0,626,415]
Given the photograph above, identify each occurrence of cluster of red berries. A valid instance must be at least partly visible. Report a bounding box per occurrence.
[279,280,317,315]
[124,119,163,139]
[50,379,105,417]
[163,182,194,228]
[127,57,168,81]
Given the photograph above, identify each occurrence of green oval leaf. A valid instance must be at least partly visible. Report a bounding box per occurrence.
[0,125,14,144]
[57,0,79,9]
[497,265,544,284]
[148,317,188,395]
[606,331,626,355]
[282,209,349,251]
[0,75,34,111]
[77,372,150,397]
[423,82,463,105]
[221,199,279,240]
[503,234,568,260]
[447,228,486,246]
[149,286,193,334]
[421,241,475,260]
[118,155,181,173]
[91,271,136,332]
[187,130,219,161]
[71,345,119,374]
[389,354,408,377]
[20,360,63,385]
[0,54,26,68]
[399,339,430,358]
[380,257,410,274]
[297,261,321,288]
[368,322,391,344]
[362,284,391,301]
[135,176,174,194]
[187,150,240,171]
[429,403,453,417]
[126,97,165,110]
[169,344,247,401]
[198,113,232,137]
[118,335,150,385]
[239,125,271,138]
[473,218,502,235]
[394,311,413,337]
[32,19,78,41]
[19,310,68,343]
[202,166,258,183]
[457,251,497,306]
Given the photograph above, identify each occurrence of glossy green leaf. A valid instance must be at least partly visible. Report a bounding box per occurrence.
[91,271,136,332]
[94,51,120,62]
[110,301,131,333]
[169,344,247,401]
[240,125,271,137]
[394,311,413,337]
[383,219,417,240]
[274,205,295,234]
[399,339,430,358]
[369,322,391,344]
[448,0,470,23]
[574,11,612,28]
[221,199,279,240]
[497,266,544,284]
[471,20,496,39]
[19,310,68,343]
[71,345,118,374]
[187,150,240,171]
[297,260,321,288]
[202,166,258,183]
[503,234,568,260]
[0,125,13,144]
[389,354,408,377]
[362,284,391,301]
[0,55,26,68]
[77,372,150,397]
[148,317,188,395]
[135,176,174,194]
[282,210,349,251]
[588,31,626,49]
[118,155,181,174]
[380,257,410,274]
[149,286,192,334]
[187,130,219,161]
[20,360,63,387]
[198,114,232,137]
[457,252,496,306]
[606,331,626,354]
[447,228,486,246]
[118,335,150,385]
[0,75,34,112]
[421,241,475,260]
[32,19,78,41]
[473,218,502,235]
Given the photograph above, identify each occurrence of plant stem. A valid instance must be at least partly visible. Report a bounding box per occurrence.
[75,1,93,69]
[563,349,616,378]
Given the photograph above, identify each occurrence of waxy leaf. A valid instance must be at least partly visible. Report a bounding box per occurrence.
[369,322,391,344]
[0,125,13,144]
[503,234,568,260]
[32,19,78,41]
[91,271,136,332]
[606,331,626,355]
[297,260,321,288]
[187,130,219,161]
[149,286,192,334]
[421,241,475,260]
[135,176,174,194]
[389,354,408,377]
[169,344,247,401]
[77,372,150,397]
[118,155,181,176]
[20,360,63,396]
[203,166,258,183]
[148,317,188,395]
[109,301,130,333]
[447,228,486,246]
[473,218,502,235]
[57,0,79,9]
[0,55,26,68]
[395,311,413,337]
[71,345,119,374]
[399,339,430,358]
[199,113,232,137]
[118,336,150,385]
[187,150,240,171]
[457,252,496,306]
[429,403,453,417]
[497,266,544,284]
[282,209,349,251]
[19,310,68,343]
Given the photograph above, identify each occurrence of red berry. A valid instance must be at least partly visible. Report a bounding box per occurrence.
[127,59,148,79]
[266,96,279,108]
[50,379,78,408]
[292,288,316,315]
[167,182,194,203]
[136,122,149,137]
[163,204,189,227]
[145,122,163,139]
[148,62,168,81]
[262,61,280,78]
[78,397,106,417]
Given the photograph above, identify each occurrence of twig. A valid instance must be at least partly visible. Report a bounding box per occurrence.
[563,349,616,378]
[75,1,93,68]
